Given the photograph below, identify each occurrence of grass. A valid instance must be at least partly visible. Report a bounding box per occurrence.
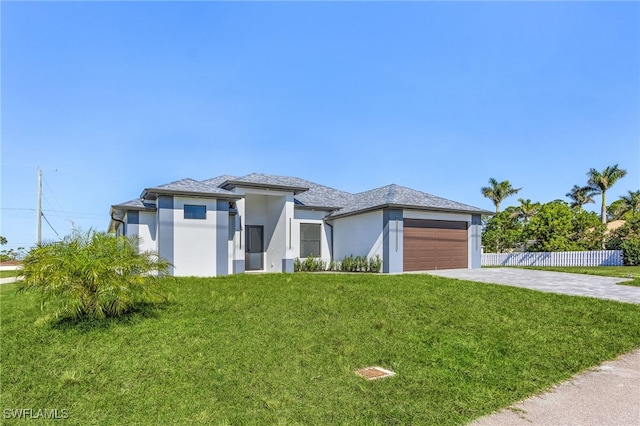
[0,270,19,278]
[521,266,640,287]
[2,273,640,424]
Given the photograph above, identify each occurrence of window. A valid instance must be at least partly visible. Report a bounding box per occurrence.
[184,204,206,220]
[300,223,321,258]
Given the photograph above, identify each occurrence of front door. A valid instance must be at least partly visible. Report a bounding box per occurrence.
[245,225,264,271]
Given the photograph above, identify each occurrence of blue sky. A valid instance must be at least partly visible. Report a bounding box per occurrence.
[1,1,639,251]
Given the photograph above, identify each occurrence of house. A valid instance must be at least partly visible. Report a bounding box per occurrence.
[109,173,491,276]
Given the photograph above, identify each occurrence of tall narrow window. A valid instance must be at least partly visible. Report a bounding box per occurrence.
[300,223,321,258]
[184,204,206,219]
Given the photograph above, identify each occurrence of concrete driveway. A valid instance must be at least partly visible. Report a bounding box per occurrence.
[424,268,640,304]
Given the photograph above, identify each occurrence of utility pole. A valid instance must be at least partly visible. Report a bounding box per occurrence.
[37,167,42,244]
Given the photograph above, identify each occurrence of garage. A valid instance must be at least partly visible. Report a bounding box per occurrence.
[403,219,468,271]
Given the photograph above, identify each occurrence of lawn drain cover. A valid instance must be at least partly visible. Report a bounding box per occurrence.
[355,366,395,380]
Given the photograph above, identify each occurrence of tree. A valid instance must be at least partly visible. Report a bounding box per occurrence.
[571,210,606,251]
[566,185,596,212]
[0,236,24,262]
[481,178,522,213]
[605,216,640,265]
[608,199,631,221]
[18,230,172,322]
[618,190,640,218]
[481,208,524,253]
[525,202,577,252]
[587,164,628,224]
[513,198,540,224]
[606,216,640,250]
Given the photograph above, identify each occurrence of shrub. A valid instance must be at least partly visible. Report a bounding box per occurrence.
[369,254,382,273]
[621,239,640,266]
[293,255,382,273]
[341,255,354,272]
[338,255,381,273]
[293,255,326,272]
[18,230,172,321]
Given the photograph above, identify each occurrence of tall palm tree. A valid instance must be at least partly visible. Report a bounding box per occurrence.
[513,198,539,224]
[481,178,522,213]
[619,190,640,218]
[587,164,628,224]
[566,185,596,212]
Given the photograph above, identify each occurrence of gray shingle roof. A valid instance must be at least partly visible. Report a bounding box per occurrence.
[330,184,489,217]
[109,199,157,232]
[222,173,310,194]
[114,174,488,219]
[293,182,355,210]
[111,199,157,211]
[201,175,237,187]
[218,173,354,209]
[142,178,240,199]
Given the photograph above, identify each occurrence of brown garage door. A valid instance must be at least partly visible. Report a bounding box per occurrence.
[404,219,468,271]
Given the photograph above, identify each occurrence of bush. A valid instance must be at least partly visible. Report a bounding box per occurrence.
[621,239,640,266]
[368,254,382,273]
[293,255,326,272]
[293,254,382,273]
[339,255,382,273]
[18,230,172,321]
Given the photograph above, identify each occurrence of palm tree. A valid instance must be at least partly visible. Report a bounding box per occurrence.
[513,198,539,224]
[587,164,628,224]
[481,178,522,213]
[619,190,640,218]
[566,185,596,212]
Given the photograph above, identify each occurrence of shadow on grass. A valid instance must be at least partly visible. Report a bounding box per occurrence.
[48,301,174,332]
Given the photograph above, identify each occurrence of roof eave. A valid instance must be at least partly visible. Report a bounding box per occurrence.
[329,203,492,220]
[222,180,309,195]
[294,204,342,212]
[110,205,157,213]
[141,188,243,200]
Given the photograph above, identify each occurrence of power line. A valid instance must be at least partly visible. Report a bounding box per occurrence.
[42,193,67,223]
[42,209,104,218]
[1,208,103,217]
[42,174,67,213]
[40,213,59,237]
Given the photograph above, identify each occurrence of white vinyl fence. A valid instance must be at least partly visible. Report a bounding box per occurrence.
[482,250,623,267]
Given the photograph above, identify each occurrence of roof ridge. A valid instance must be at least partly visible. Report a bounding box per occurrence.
[386,184,397,204]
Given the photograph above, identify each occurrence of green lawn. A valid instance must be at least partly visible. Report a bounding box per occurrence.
[2,273,639,424]
[0,269,19,278]
[521,266,640,287]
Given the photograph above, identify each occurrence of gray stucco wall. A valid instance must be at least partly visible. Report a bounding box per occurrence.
[216,200,229,276]
[383,209,404,273]
[157,196,174,275]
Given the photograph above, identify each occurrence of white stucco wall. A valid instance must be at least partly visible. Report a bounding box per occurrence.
[123,211,157,254]
[137,211,157,253]
[172,196,218,277]
[332,210,383,261]
[242,189,294,272]
[265,194,288,272]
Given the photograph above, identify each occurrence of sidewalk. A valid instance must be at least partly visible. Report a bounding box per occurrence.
[0,276,22,285]
[470,349,640,425]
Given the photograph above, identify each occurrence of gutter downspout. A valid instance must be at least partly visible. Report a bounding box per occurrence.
[111,212,126,235]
